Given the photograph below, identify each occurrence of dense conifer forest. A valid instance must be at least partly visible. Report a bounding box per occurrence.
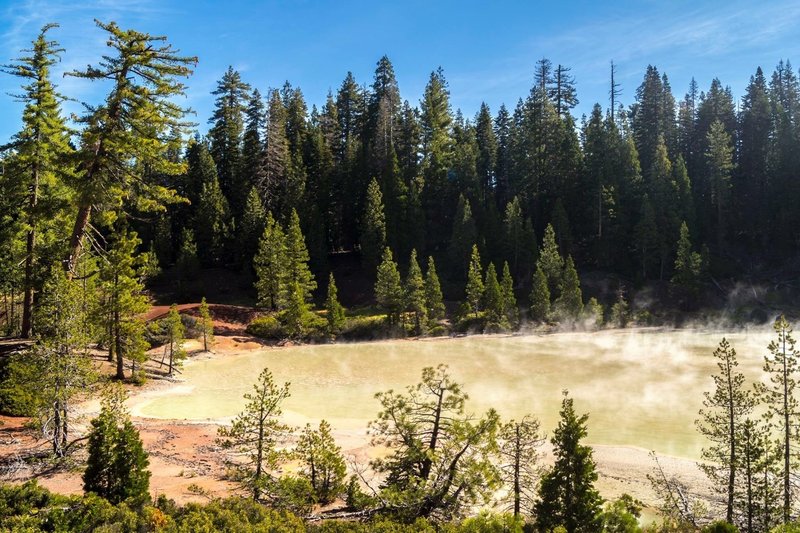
[1,17,800,533]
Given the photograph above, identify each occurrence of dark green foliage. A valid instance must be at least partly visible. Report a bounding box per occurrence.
[283,209,317,306]
[238,186,266,270]
[503,197,536,282]
[672,221,703,300]
[537,224,563,297]
[83,386,150,505]
[2,24,74,337]
[534,392,603,533]
[405,249,427,334]
[176,228,200,296]
[529,266,550,323]
[65,21,195,271]
[500,262,518,327]
[99,229,150,380]
[325,273,346,336]
[554,255,583,320]
[449,194,477,280]
[254,212,287,310]
[374,247,403,326]
[465,244,484,317]
[361,177,387,272]
[482,263,505,330]
[208,67,251,214]
[424,256,446,322]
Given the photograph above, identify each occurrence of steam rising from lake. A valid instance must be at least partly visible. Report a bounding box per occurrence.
[133,328,775,460]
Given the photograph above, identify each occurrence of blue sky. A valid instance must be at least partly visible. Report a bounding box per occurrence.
[1,0,799,143]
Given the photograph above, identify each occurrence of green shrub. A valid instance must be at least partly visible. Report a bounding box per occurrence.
[246,315,283,340]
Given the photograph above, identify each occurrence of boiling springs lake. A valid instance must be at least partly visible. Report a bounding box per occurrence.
[131,328,775,460]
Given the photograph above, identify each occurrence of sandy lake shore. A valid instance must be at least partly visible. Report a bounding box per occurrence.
[1,327,719,518]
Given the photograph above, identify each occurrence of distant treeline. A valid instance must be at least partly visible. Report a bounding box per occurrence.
[1,20,798,340]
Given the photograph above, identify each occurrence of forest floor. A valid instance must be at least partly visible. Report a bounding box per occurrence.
[0,303,717,520]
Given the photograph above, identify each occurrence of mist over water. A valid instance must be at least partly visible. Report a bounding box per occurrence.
[134,328,775,460]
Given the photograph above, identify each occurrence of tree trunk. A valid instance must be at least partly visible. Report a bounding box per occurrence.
[20,164,39,338]
[66,204,92,275]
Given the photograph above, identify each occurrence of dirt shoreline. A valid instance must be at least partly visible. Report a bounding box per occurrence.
[1,327,718,517]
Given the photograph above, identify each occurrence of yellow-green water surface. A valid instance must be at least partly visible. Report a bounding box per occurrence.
[134,329,775,459]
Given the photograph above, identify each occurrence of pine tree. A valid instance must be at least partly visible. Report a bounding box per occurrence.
[217,368,291,501]
[475,102,498,204]
[163,304,186,376]
[465,244,484,318]
[194,172,231,267]
[697,338,755,524]
[535,392,603,532]
[360,177,387,272]
[374,247,403,326]
[84,385,150,504]
[424,256,446,322]
[554,255,583,320]
[755,315,799,524]
[238,186,266,270]
[537,224,564,297]
[208,66,251,211]
[734,418,780,533]
[529,266,550,323]
[483,262,505,329]
[503,197,537,282]
[296,420,347,505]
[240,88,266,213]
[705,120,734,250]
[672,221,703,299]
[325,273,346,337]
[198,297,214,351]
[282,209,316,306]
[175,228,200,297]
[27,268,95,456]
[2,24,74,337]
[449,194,478,280]
[420,68,454,252]
[405,249,427,335]
[497,416,545,518]
[66,21,196,272]
[500,261,518,327]
[370,365,500,519]
[264,89,289,216]
[254,212,287,310]
[99,229,150,380]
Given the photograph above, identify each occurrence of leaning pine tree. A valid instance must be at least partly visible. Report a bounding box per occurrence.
[65,21,196,273]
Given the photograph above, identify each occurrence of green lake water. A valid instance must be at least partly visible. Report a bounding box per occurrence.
[134,328,775,459]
